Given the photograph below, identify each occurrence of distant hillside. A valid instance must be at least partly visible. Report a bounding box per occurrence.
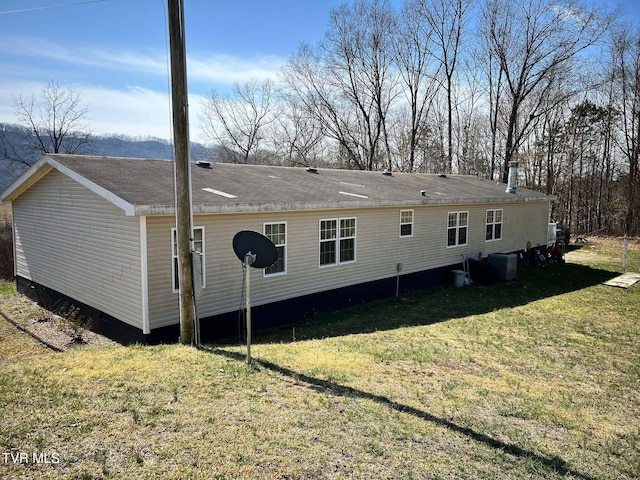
[0,124,213,190]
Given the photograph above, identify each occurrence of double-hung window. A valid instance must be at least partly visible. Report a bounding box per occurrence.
[400,210,414,237]
[264,222,286,276]
[319,219,337,266]
[339,218,356,263]
[319,218,356,266]
[172,227,205,292]
[486,209,503,241]
[447,211,468,247]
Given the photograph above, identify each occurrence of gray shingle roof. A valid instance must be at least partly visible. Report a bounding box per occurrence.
[8,154,554,215]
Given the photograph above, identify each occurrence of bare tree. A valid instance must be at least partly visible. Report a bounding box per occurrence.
[282,0,398,171]
[610,25,640,235]
[1,80,92,167]
[479,0,613,183]
[415,0,471,173]
[455,64,491,176]
[392,0,440,172]
[270,96,327,167]
[201,79,275,164]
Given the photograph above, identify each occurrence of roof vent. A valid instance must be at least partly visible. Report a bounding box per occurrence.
[306,167,318,174]
[506,161,518,194]
[195,161,212,169]
[382,169,392,176]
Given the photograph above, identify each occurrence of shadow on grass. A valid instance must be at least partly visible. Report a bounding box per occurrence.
[248,262,618,344]
[207,347,596,480]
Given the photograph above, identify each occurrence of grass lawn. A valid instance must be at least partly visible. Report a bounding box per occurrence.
[0,238,638,479]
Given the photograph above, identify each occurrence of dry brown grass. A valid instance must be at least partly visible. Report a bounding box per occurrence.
[0,242,638,479]
[0,314,49,364]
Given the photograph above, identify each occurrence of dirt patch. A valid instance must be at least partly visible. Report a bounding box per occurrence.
[576,235,640,249]
[566,235,638,265]
[0,292,118,354]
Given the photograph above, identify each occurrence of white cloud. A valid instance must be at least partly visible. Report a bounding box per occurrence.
[188,54,284,84]
[0,35,285,86]
[0,36,165,76]
[0,80,209,141]
[0,34,286,141]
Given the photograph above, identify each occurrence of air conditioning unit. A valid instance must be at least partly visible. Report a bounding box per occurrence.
[487,253,518,281]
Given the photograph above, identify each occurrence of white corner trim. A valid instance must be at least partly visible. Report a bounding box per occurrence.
[140,216,150,334]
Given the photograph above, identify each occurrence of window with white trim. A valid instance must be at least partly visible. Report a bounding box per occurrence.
[172,227,205,292]
[485,209,503,241]
[264,222,286,276]
[339,218,356,263]
[319,218,356,266]
[400,210,414,237]
[447,211,468,247]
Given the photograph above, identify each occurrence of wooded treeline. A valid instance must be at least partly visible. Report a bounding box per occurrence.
[202,0,639,236]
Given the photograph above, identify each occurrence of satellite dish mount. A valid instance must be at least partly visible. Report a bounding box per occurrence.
[232,231,278,363]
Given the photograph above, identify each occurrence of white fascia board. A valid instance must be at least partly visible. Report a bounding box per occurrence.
[0,157,53,203]
[0,155,137,216]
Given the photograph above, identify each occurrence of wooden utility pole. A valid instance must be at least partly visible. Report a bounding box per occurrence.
[168,0,195,344]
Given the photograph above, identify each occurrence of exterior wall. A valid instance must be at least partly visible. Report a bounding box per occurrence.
[145,200,550,330]
[12,170,143,329]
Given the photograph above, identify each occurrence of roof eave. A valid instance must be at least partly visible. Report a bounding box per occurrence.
[0,157,53,203]
[134,195,553,216]
[0,155,137,216]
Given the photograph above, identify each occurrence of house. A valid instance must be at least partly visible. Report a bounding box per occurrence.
[0,154,554,343]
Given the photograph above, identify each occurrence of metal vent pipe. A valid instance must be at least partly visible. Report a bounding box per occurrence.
[506,161,518,194]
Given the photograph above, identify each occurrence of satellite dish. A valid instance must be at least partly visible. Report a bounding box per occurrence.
[232,230,278,365]
[232,231,278,269]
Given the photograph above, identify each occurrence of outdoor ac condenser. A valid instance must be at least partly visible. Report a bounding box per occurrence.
[487,253,518,281]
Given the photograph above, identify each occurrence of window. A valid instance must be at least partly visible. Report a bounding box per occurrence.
[319,217,356,266]
[319,219,337,266]
[400,210,414,237]
[447,211,468,247]
[486,209,503,241]
[172,227,205,292]
[339,218,356,263]
[264,222,286,276]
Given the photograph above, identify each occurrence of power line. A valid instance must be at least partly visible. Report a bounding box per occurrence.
[0,0,108,15]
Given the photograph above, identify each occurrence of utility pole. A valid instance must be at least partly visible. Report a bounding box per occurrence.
[168,0,195,344]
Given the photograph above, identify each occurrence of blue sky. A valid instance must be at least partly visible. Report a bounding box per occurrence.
[0,0,358,141]
[0,0,638,142]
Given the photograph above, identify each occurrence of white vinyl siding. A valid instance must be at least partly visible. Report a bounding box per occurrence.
[12,170,143,329]
[146,202,549,330]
